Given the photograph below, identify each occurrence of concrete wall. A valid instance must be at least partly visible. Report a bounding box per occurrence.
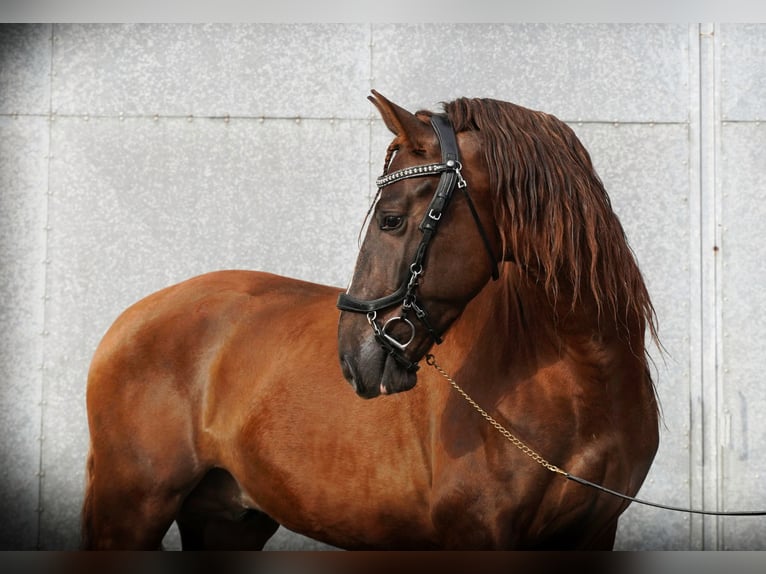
[1,23,764,550]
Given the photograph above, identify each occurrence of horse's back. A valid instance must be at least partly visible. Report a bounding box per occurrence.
[87,269,342,449]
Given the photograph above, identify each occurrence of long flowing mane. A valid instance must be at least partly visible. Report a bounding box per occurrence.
[441,97,658,343]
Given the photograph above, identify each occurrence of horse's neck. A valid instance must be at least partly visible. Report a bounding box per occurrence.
[446,263,634,383]
[433,262,650,470]
[435,263,658,518]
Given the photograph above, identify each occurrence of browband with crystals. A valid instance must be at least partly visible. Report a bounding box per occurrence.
[376,160,460,189]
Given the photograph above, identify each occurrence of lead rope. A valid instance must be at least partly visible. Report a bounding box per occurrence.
[425,354,566,477]
[425,353,766,517]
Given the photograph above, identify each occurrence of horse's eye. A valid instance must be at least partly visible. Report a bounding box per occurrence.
[380,215,404,231]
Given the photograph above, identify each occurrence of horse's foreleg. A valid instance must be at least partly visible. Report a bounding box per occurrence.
[586,517,618,550]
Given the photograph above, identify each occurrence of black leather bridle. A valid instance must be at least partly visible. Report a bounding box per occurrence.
[337,114,499,372]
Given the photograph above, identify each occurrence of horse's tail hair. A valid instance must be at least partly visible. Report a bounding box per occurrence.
[80,446,96,550]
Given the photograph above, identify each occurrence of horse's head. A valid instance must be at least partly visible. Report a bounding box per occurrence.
[337,91,500,398]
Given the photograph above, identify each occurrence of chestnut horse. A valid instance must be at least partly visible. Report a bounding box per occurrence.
[82,91,659,550]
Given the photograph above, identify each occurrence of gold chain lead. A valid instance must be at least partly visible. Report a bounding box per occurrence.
[425,354,567,477]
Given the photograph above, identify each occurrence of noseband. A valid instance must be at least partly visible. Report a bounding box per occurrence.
[337,115,499,372]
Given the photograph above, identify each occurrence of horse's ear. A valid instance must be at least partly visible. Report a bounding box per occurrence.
[368,90,433,152]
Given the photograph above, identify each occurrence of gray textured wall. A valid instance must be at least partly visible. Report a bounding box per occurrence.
[0,23,764,550]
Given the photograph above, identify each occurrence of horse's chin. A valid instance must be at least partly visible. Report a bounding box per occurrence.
[341,348,418,399]
[378,354,418,396]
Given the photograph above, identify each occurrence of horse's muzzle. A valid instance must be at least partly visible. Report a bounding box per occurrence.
[339,337,418,399]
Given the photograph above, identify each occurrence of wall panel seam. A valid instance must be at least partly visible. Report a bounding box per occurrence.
[35,22,55,551]
[698,21,722,550]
